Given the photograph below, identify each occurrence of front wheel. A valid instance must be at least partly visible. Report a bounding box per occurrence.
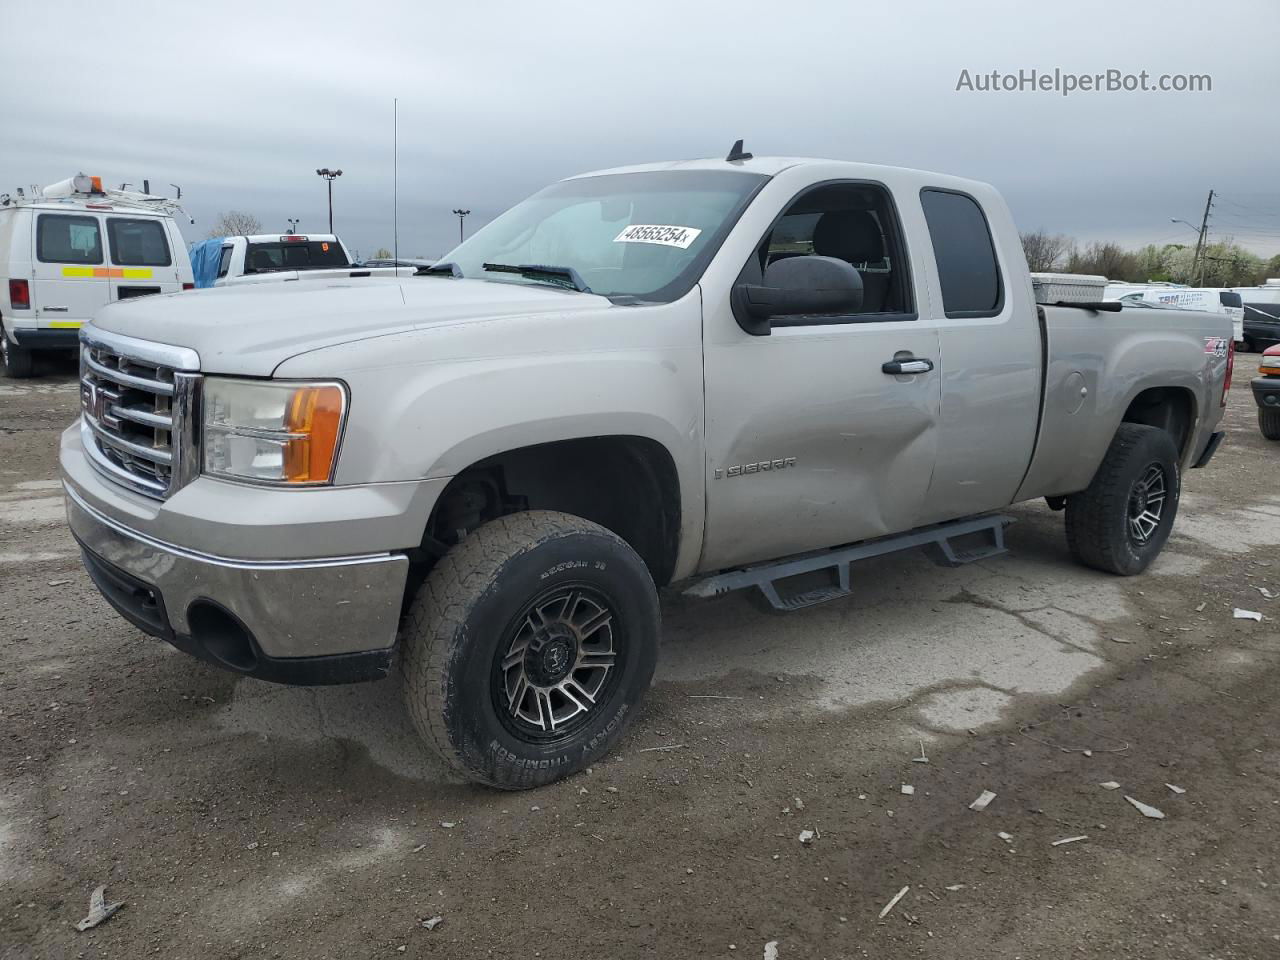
[401,511,659,789]
[1261,407,1280,441]
[1065,423,1181,576]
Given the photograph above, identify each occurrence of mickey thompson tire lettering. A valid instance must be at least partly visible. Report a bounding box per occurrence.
[400,510,659,790]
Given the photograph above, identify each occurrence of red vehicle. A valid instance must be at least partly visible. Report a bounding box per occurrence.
[1254,344,1280,440]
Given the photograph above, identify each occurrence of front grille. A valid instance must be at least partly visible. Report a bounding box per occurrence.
[80,339,198,499]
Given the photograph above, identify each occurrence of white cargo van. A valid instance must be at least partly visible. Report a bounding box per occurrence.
[0,175,193,377]
[1128,287,1244,344]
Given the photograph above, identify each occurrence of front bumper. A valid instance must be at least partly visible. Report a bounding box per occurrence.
[1253,376,1280,411]
[66,484,410,684]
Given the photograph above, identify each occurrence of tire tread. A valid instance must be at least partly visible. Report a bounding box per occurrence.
[400,511,644,788]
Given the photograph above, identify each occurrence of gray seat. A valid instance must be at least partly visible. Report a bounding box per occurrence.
[811,211,891,312]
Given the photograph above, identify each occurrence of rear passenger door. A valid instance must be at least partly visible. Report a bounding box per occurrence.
[30,212,108,327]
[914,188,1042,524]
[105,217,174,300]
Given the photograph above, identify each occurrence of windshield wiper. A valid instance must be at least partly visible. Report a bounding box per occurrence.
[481,262,592,293]
[419,261,462,277]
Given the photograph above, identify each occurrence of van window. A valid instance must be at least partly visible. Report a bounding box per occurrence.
[1219,291,1243,308]
[107,218,172,266]
[919,189,1003,318]
[37,214,103,264]
[217,245,233,279]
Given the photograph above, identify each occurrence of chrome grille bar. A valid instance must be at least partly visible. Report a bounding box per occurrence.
[78,326,200,500]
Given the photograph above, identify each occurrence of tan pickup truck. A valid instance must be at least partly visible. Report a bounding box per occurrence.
[62,151,1232,788]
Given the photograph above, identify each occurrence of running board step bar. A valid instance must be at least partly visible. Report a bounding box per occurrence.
[684,514,1014,612]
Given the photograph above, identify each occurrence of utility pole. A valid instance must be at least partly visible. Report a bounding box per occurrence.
[1191,189,1214,286]
[452,209,471,243]
[316,168,343,233]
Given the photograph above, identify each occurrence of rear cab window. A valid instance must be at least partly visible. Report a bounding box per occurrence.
[919,189,1003,318]
[245,239,349,272]
[36,213,103,264]
[107,218,172,266]
[1219,291,1243,308]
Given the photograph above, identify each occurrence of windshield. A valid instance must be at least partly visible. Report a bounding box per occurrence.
[438,170,768,302]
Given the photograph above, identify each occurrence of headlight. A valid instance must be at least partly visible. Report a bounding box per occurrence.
[202,378,347,485]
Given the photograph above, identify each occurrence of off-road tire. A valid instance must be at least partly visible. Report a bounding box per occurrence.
[401,510,659,789]
[1260,407,1280,441]
[1065,423,1181,576]
[0,323,34,378]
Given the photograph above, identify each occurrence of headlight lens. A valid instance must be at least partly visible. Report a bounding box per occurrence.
[202,378,347,485]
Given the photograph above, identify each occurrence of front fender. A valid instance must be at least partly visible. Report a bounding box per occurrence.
[274,295,707,578]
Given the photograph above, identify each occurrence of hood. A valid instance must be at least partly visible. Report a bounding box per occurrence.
[90,278,612,376]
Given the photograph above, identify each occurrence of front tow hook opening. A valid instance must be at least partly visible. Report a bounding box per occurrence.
[186,600,259,672]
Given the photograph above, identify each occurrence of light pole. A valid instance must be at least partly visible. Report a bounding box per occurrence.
[452,208,471,243]
[316,168,343,233]
[286,218,300,235]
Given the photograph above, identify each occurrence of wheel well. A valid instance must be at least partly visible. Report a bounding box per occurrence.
[1120,387,1195,459]
[418,436,681,587]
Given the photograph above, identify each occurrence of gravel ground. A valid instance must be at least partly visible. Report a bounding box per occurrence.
[2,353,1278,960]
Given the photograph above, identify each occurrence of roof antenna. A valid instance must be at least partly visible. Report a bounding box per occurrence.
[725,139,752,162]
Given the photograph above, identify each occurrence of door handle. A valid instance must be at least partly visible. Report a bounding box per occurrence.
[882,357,934,375]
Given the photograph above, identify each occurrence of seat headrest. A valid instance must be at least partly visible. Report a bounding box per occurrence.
[812,210,884,264]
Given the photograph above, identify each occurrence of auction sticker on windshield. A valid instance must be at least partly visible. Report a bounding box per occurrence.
[614,224,702,249]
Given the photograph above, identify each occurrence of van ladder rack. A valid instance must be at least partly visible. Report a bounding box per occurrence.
[683,514,1014,612]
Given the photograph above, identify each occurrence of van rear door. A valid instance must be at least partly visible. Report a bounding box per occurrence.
[29,211,108,329]
[105,216,176,301]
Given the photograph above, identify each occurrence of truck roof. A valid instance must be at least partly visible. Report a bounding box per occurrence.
[234,233,341,243]
[567,155,995,193]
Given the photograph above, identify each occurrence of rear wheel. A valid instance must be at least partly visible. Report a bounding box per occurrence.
[1260,407,1280,441]
[400,510,659,789]
[0,324,34,378]
[1065,424,1181,575]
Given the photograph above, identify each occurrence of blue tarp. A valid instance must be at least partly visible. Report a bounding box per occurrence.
[188,237,226,289]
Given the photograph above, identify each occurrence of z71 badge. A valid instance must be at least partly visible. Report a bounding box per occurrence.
[1203,337,1229,358]
[714,457,797,479]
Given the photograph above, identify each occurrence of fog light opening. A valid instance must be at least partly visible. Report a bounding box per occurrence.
[187,601,258,672]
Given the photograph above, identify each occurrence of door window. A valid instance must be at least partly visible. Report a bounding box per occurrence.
[107,218,172,266]
[36,214,103,264]
[739,182,915,324]
[919,189,1003,318]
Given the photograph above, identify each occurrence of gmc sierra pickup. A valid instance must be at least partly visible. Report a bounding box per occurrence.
[61,151,1232,788]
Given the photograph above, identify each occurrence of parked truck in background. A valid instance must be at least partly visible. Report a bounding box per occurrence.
[61,152,1232,789]
[0,175,193,377]
[193,233,418,288]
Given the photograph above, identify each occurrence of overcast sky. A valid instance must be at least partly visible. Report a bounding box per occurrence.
[3,0,1277,260]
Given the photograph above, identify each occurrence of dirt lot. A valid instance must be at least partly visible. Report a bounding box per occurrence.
[2,354,1278,960]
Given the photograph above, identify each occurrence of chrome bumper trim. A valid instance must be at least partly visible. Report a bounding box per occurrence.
[65,483,409,659]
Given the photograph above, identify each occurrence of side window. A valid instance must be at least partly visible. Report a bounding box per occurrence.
[920,189,1003,318]
[107,218,172,266]
[740,182,915,324]
[217,245,233,278]
[37,214,103,264]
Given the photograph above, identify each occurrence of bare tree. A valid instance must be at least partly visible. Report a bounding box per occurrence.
[1020,230,1073,273]
[208,211,262,238]
[371,247,393,259]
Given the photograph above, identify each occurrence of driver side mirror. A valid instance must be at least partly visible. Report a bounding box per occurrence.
[732,256,864,336]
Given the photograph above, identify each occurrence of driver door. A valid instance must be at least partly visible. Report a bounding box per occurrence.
[699,181,941,573]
